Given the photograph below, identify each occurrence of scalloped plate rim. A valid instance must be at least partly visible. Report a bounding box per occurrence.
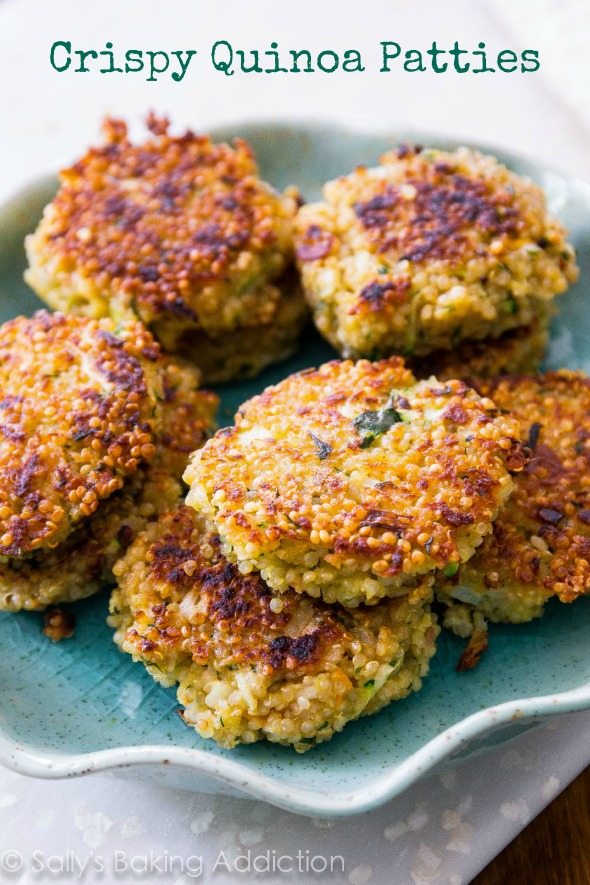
[1,685,589,816]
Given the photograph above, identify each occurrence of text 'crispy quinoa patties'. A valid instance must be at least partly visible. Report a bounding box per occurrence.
[294,145,578,360]
[437,371,590,638]
[0,315,218,611]
[184,357,525,607]
[109,506,439,751]
[25,115,308,384]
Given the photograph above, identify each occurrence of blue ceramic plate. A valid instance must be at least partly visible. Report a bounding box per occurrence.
[0,121,589,817]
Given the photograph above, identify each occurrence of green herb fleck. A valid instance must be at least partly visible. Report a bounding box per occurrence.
[364,679,375,688]
[309,432,332,460]
[443,562,459,578]
[389,656,404,676]
[353,404,403,448]
[526,422,541,449]
[502,296,517,314]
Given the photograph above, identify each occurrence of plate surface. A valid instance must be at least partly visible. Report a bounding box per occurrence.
[0,121,589,817]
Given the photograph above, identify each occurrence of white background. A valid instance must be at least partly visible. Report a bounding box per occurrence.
[1,0,590,200]
[0,1,589,882]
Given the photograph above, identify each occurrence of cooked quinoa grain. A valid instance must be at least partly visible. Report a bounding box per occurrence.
[24,116,306,383]
[436,371,590,635]
[295,145,577,359]
[175,270,309,384]
[184,357,525,607]
[0,349,217,612]
[158,358,218,478]
[109,506,439,751]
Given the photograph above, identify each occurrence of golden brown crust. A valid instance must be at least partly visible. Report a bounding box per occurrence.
[294,146,577,360]
[121,506,343,673]
[109,506,439,750]
[47,119,275,316]
[437,371,590,624]
[157,359,218,478]
[0,354,217,612]
[352,147,522,264]
[0,311,161,556]
[185,357,525,606]
[25,117,298,341]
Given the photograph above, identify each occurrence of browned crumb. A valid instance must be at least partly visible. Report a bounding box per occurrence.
[43,607,76,641]
[456,626,489,671]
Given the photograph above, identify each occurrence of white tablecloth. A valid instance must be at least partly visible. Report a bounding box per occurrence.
[1,1,589,882]
[1,714,589,884]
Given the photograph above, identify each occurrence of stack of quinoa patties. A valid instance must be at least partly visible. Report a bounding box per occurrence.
[433,370,590,648]
[110,356,526,750]
[25,115,308,384]
[294,144,578,379]
[0,310,217,612]
[291,144,590,666]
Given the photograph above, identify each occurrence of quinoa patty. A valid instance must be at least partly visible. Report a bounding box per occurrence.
[0,310,163,557]
[0,356,218,612]
[109,506,439,751]
[295,145,577,359]
[170,270,309,385]
[157,359,219,479]
[436,371,590,635]
[0,468,179,613]
[25,116,305,382]
[409,315,549,382]
[185,358,525,607]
